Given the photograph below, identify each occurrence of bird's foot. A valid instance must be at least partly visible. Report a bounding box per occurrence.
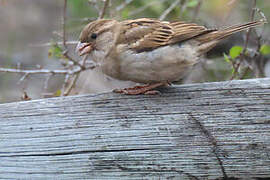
[113,82,170,95]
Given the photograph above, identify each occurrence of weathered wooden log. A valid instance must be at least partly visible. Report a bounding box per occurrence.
[0,78,270,179]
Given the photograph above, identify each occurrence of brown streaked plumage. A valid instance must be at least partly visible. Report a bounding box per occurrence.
[76,18,266,95]
[119,18,216,52]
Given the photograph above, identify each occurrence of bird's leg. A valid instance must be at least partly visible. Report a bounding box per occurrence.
[113,82,170,95]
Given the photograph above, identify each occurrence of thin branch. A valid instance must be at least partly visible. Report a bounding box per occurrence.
[99,0,110,19]
[63,0,67,48]
[61,74,71,96]
[0,63,96,75]
[244,0,257,50]
[68,17,96,23]
[29,41,78,48]
[81,54,89,67]
[63,73,80,96]
[227,0,237,6]
[129,0,168,17]
[1,0,100,99]
[62,50,85,70]
[252,8,267,78]
[230,0,257,80]
[88,0,100,12]
[239,67,251,79]
[0,67,71,75]
[177,0,188,18]
[43,74,53,90]
[192,0,202,21]
[18,73,30,84]
[116,0,134,11]
[221,0,238,23]
[159,0,181,21]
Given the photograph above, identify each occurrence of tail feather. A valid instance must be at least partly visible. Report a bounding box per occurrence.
[196,20,266,53]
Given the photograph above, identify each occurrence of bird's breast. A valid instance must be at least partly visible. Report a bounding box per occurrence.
[101,42,199,83]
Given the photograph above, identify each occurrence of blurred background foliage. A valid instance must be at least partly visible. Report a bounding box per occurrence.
[0,0,269,103]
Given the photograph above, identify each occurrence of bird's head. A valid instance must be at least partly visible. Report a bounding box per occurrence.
[76,19,118,56]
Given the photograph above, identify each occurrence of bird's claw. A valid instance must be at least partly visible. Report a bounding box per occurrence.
[113,82,168,95]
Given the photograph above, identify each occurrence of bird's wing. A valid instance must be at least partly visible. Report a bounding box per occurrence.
[168,21,216,44]
[120,18,215,52]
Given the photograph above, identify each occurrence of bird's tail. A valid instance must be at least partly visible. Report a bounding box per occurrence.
[196,19,266,54]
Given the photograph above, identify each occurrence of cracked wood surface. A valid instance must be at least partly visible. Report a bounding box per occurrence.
[0,78,270,180]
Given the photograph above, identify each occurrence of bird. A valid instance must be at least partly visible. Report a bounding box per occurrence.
[76,18,266,95]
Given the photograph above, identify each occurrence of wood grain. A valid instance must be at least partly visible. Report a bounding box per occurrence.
[0,78,270,179]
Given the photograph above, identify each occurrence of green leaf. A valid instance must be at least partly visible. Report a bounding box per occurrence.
[223,53,230,63]
[54,89,62,97]
[187,0,199,8]
[229,46,243,59]
[260,44,270,55]
[48,42,64,59]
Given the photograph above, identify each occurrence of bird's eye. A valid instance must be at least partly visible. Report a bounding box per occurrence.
[91,33,97,39]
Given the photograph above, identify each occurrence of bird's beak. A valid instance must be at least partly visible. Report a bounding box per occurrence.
[76,42,93,56]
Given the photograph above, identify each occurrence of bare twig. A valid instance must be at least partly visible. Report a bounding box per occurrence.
[69,17,96,23]
[81,54,89,67]
[99,0,110,19]
[16,62,21,69]
[18,73,30,84]
[88,0,100,12]
[179,0,188,18]
[61,74,71,96]
[129,0,167,17]
[61,56,95,96]
[0,63,95,75]
[222,0,238,23]
[239,67,251,79]
[192,0,202,21]
[0,0,101,100]
[63,73,80,96]
[159,0,181,21]
[227,0,237,6]
[257,8,267,22]
[43,74,53,90]
[0,67,71,75]
[255,11,266,77]
[230,0,257,80]
[116,0,134,11]
[29,41,78,48]
[244,0,257,50]
[62,50,85,70]
[63,0,67,48]
[60,0,87,96]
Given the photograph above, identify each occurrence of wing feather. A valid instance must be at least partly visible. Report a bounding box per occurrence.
[119,18,215,52]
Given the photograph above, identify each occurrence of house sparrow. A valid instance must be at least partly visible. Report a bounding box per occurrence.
[76,18,265,95]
